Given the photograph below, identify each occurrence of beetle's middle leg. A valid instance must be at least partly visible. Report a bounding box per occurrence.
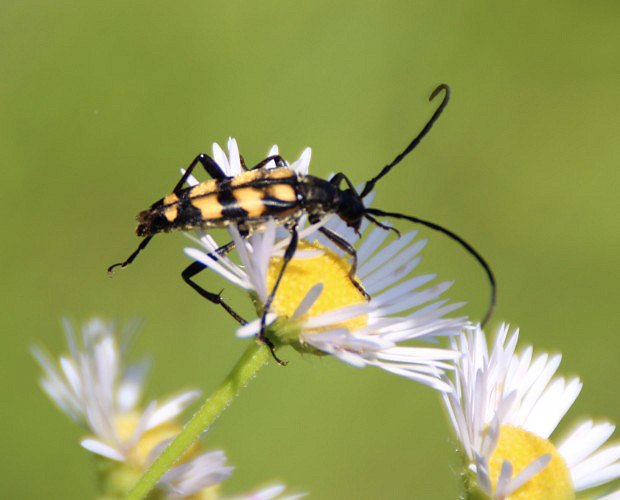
[318,226,370,301]
[258,222,299,366]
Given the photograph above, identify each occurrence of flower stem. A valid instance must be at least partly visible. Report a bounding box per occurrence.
[126,342,270,499]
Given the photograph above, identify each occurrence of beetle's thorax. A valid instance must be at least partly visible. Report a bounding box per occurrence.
[299,175,365,230]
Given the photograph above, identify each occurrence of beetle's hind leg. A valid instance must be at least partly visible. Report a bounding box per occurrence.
[181,240,247,325]
[318,227,370,301]
[239,154,286,171]
[249,155,287,170]
[174,153,229,190]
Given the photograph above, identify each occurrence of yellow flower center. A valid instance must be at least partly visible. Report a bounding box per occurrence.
[113,412,185,467]
[266,241,368,333]
[93,412,198,496]
[488,425,573,499]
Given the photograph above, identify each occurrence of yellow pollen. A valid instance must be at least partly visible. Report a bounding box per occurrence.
[266,241,368,332]
[488,425,573,499]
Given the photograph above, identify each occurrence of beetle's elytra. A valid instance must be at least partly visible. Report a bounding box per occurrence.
[136,167,301,236]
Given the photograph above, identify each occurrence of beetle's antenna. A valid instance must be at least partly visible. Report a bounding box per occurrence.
[365,208,496,327]
[360,84,451,198]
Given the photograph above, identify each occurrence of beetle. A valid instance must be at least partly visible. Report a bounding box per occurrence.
[109,84,496,365]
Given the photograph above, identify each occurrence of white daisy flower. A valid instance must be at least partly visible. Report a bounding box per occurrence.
[443,324,620,499]
[184,139,465,391]
[33,318,303,498]
[32,318,201,465]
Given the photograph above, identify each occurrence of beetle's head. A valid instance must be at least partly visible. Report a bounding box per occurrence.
[336,188,366,233]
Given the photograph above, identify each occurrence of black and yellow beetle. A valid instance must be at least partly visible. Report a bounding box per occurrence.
[109,84,496,364]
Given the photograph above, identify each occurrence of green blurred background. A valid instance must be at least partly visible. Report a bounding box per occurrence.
[2,1,619,498]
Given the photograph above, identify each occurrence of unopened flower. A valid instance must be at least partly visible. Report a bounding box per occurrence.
[185,139,465,391]
[443,324,620,499]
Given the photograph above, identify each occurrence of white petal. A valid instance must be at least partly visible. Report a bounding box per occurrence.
[32,346,83,421]
[117,359,150,412]
[523,377,581,438]
[184,247,251,291]
[227,137,243,175]
[292,284,323,319]
[358,231,418,278]
[80,438,125,461]
[301,303,371,329]
[374,281,453,316]
[212,142,229,174]
[145,390,201,430]
[238,484,306,500]
[242,484,286,500]
[473,455,492,495]
[59,357,82,398]
[506,454,551,494]
[39,378,81,422]
[494,460,513,498]
[558,420,615,467]
[369,275,436,309]
[377,364,452,392]
[236,315,276,338]
[292,147,311,175]
[571,444,620,489]
[512,354,562,429]
[181,167,200,187]
[356,225,394,264]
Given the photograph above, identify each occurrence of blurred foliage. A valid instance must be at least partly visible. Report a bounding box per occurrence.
[1,1,619,498]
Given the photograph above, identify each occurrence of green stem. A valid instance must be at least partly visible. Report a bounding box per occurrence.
[126,342,270,499]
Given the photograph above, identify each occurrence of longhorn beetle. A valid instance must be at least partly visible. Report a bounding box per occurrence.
[109,84,496,365]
